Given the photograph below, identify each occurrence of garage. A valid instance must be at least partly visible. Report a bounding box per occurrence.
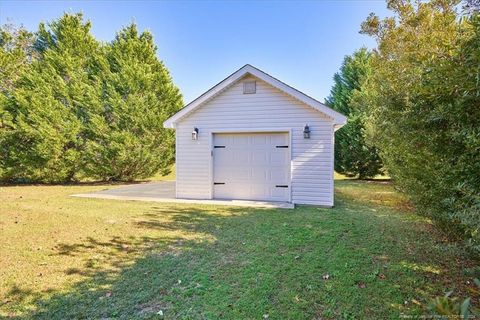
[163,64,347,206]
[213,132,290,202]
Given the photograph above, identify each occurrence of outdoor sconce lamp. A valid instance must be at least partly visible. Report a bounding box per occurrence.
[303,124,311,139]
[192,127,199,140]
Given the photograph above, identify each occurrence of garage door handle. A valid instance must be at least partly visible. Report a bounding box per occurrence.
[214,182,225,185]
[275,185,289,188]
[276,145,289,148]
[214,146,226,148]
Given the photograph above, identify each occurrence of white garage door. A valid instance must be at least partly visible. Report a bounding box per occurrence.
[213,132,290,202]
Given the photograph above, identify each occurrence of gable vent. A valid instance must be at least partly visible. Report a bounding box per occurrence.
[243,81,256,94]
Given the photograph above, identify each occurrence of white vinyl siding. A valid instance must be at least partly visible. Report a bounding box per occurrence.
[175,75,334,206]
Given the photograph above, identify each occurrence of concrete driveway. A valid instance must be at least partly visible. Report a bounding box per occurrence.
[90,181,175,199]
[71,180,293,209]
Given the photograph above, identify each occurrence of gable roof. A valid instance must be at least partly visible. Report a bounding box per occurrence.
[163,64,347,129]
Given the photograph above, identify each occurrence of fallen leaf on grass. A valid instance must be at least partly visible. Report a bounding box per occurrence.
[105,291,112,297]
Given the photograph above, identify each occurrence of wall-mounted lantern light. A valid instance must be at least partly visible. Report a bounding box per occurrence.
[303,124,311,139]
[192,127,199,140]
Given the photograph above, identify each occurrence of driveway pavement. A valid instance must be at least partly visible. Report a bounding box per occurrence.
[91,181,175,199]
[71,180,293,209]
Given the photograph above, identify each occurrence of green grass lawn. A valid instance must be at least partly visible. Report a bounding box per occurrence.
[0,180,478,319]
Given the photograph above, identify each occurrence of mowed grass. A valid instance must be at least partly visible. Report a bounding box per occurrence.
[0,180,478,319]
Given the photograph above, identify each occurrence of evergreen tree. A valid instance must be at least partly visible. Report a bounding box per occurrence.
[0,23,35,98]
[326,48,383,179]
[0,13,105,182]
[0,24,36,180]
[83,23,182,181]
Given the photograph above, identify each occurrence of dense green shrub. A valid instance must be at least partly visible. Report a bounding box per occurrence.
[326,48,383,179]
[0,14,104,182]
[0,24,36,180]
[361,0,480,255]
[83,24,182,181]
[0,14,181,183]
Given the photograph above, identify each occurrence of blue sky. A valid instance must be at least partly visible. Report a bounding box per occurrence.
[0,1,390,104]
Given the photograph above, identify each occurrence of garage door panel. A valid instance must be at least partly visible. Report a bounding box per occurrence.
[272,187,289,199]
[232,169,252,182]
[251,167,267,181]
[271,134,288,145]
[234,150,250,163]
[252,151,269,165]
[270,169,289,182]
[250,185,265,197]
[214,183,247,199]
[271,152,289,165]
[213,135,229,145]
[214,152,231,165]
[232,135,249,145]
[252,135,267,146]
[213,132,290,202]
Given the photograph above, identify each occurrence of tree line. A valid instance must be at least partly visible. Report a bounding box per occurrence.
[0,13,183,183]
[327,0,479,257]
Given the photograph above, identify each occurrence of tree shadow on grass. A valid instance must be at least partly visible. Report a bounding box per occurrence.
[3,202,478,319]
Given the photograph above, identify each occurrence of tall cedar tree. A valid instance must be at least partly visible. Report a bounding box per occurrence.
[361,0,480,255]
[325,48,383,179]
[0,24,35,99]
[0,24,36,179]
[83,24,182,181]
[1,14,106,182]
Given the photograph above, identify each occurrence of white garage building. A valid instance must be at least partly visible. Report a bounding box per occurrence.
[163,65,346,207]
